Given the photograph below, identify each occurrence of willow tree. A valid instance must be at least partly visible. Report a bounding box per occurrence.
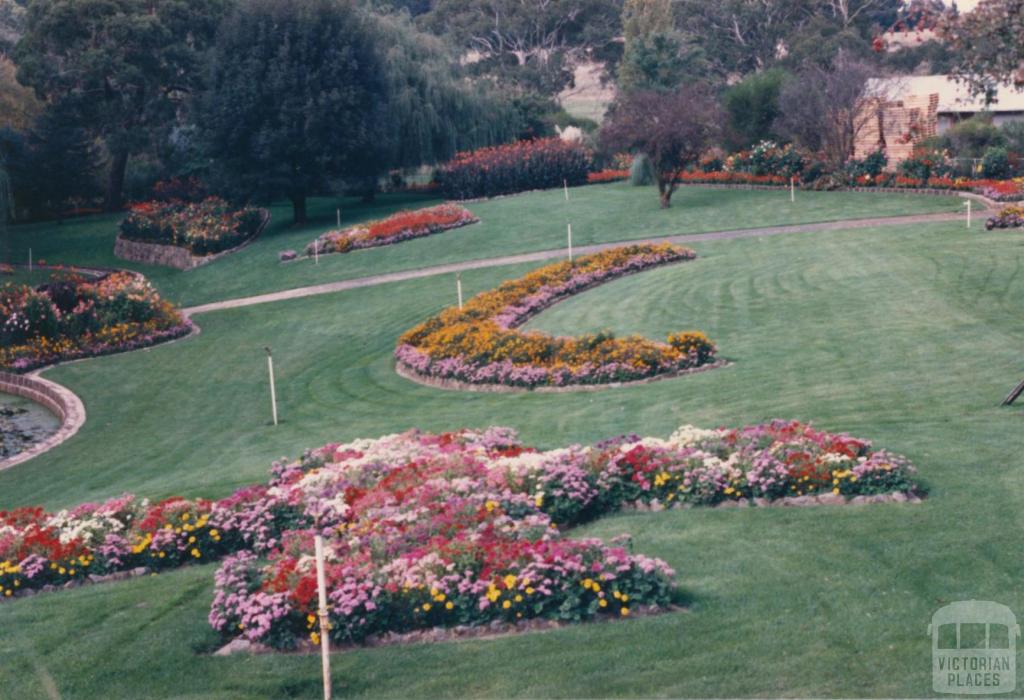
[371,11,517,172]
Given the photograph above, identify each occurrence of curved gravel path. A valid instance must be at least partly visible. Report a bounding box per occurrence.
[183,209,974,317]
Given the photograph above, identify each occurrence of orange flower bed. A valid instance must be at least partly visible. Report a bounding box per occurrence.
[307,204,478,256]
[396,244,716,388]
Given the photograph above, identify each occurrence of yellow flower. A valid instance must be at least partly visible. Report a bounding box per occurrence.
[190,548,201,558]
[445,601,454,610]
[833,488,840,495]
[599,599,608,608]
[525,587,535,595]
[620,607,630,617]
[502,600,511,609]
[503,574,517,590]
[581,578,593,589]
[485,500,498,512]
[514,595,523,602]
[422,603,431,612]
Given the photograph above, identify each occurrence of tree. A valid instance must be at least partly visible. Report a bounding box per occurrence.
[23,102,100,216]
[197,0,388,225]
[601,86,722,208]
[0,0,26,56]
[421,0,622,95]
[941,0,1024,96]
[775,54,881,167]
[369,11,517,171]
[723,68,788,149]
[14,0,226,211]
[618,0,707,92]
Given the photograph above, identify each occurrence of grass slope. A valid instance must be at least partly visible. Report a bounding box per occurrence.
[0,185,957,308]
[0,212,1021,698]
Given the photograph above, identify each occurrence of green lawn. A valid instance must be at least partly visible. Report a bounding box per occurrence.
[0,184,959,307]
[1,212,1023,697]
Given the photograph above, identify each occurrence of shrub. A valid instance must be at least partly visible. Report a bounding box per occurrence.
[897,146,951,181]
[985,205,1024,230]
[982,146,1012,179]
[629,153,655,186]
[435,138,591,200]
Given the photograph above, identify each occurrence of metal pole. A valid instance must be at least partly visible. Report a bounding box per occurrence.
[265,347,278,426]
[314,535,333,700]
[965,200,972,229]
[456,272,463,310]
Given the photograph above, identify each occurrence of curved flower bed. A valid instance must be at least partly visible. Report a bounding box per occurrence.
[0,271,191,372]
[0,421,922,650]
[396,244,716,389]
[985,205,1024,230]
[119,197,266,257]
[305,204,478,257]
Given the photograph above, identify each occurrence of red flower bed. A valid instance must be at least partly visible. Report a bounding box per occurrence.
[306,204,478,256]
[436,138,591,200]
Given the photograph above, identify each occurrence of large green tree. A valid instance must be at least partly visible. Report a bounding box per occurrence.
[370,11,517,170]
[942,0,1024,96]
[197,0,388,225]
[617,0,707,92]
[14,0,226,211]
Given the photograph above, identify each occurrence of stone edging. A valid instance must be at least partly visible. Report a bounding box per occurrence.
[396,359,730,394]
[115,209,271,270]
[0,370,86,471]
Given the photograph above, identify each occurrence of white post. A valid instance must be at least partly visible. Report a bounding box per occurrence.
[456,272,463,310]
[790,177,795,203]
[567,223,573,263]
[964,200,972,229]
[563,179,569,202]
[336,208,341,229]
[265,347,278,426]
[314,535,333,700]
[314,240,319,266]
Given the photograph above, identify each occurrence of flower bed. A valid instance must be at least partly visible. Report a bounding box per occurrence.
[395,244,716,389]
[0,421,922,650]
[985,205,1024,230]
[304,204,478,257]
[119,197,266,257]
[435,138,591,200]
[587,169,630,184]
[0,271,190,372]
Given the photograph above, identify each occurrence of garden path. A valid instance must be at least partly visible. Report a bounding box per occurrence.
[183,209,974,317]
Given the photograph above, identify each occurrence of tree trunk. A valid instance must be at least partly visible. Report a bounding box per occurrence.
[104,151,129,212]
[656,176,673,208]
[291,194,307,225]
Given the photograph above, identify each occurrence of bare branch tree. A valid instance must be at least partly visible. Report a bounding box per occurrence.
[775,53,887,167]
[601,86,723,208]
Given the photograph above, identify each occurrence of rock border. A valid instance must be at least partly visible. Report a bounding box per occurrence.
[115,209,271,270]
[621,489,925,512]
[0,370,86,471]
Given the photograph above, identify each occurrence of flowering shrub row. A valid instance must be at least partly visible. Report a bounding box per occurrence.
[985,205,1024,230]
[395,244,717,389]
[0,422,922,650]
[0,271,190,372]
[435,138,591,200]
[304,204,478,257]
[119,197,266,256]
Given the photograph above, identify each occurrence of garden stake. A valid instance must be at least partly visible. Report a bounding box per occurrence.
[336,208,341,229]
[456,272,463,310]
[314,535,333,700]
[265,347,278,426]
[964,200,972,229]
[314,240,319,265]
[790,177,795,203]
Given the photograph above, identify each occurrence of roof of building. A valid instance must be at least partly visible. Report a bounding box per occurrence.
[869,75,1024,113]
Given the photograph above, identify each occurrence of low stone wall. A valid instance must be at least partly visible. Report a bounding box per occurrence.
[0,371,86,471]
[114,209,271,270]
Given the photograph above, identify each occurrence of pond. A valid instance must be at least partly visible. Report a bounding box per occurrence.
[0,392,61,460]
